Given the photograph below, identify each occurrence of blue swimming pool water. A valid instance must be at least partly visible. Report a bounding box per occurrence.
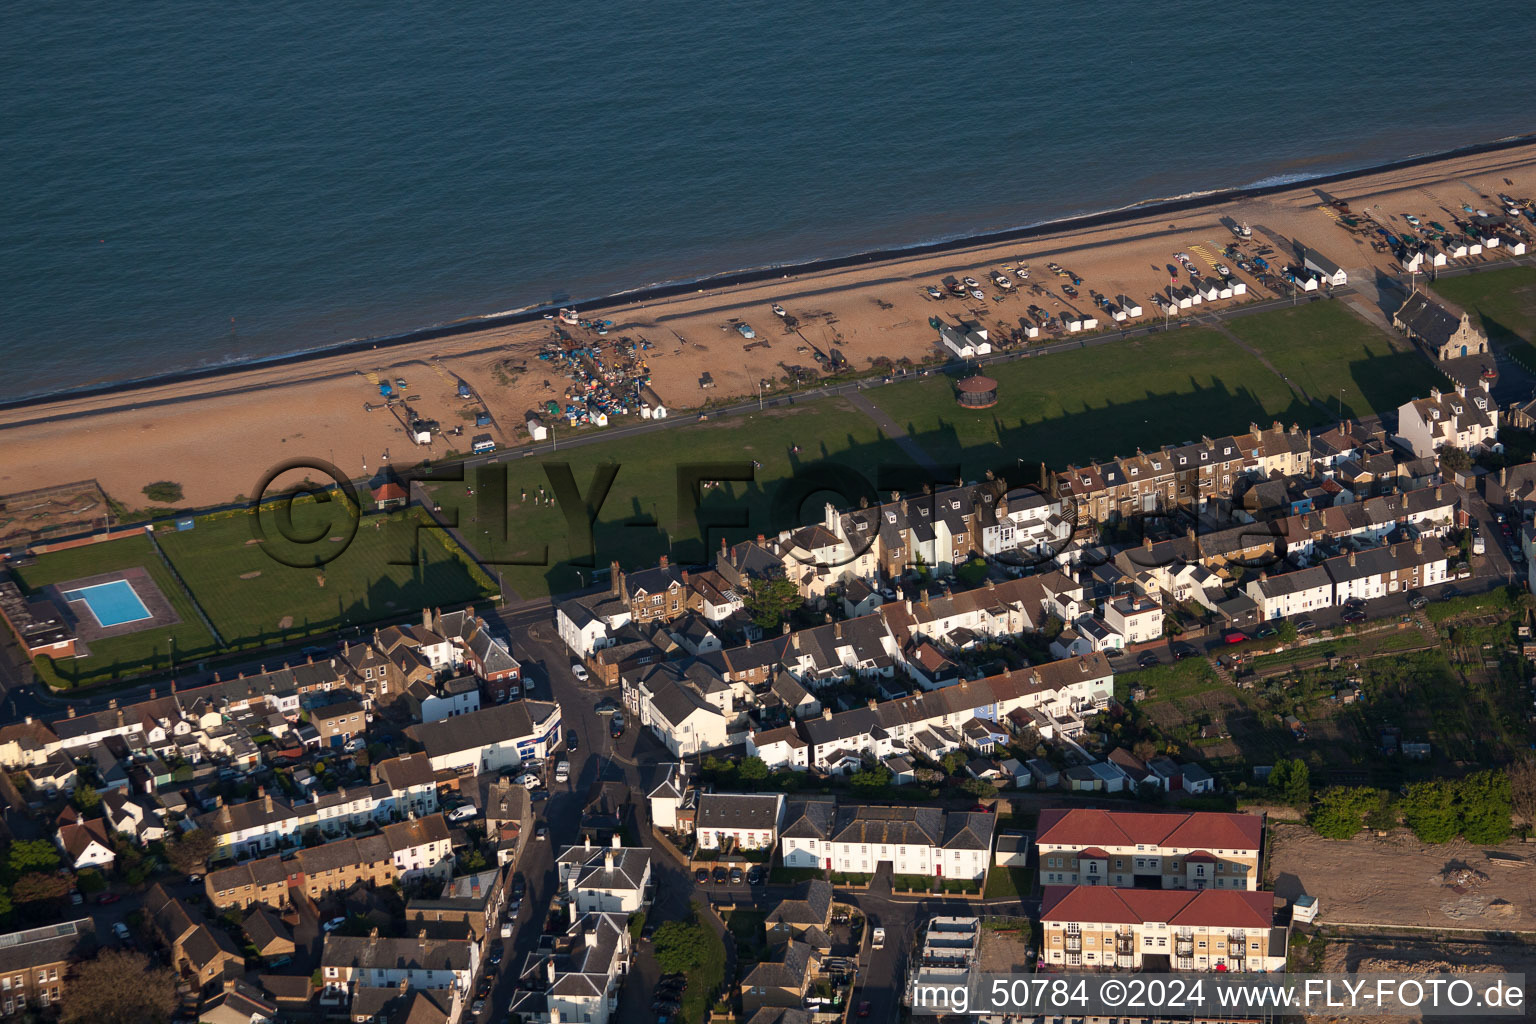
[62,580,152,628]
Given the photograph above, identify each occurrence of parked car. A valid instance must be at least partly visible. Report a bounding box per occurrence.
[1137,651,1160,668]
[695,868,709,884]
[488,945,504,966]
[322,917,346,933]
[1256,626,1279,639]
[1171,642,1199,660]
[1343,609,1367,623]
[594,698,619,715]
[515,774,541,790]
[535,825,548,841]
[712,866,728,884]
[1296,619,1317,633]
[555,760,571,783]
[1223,630,1248,644]
[571,663,589,682]
[1407,592,1429,610]
[729,867,743,884]
[97,893,120,905]
[609,716,625,738]
[747,867,763,885]
[858,1002,872,1017]
[566,729,578,752]
[112,922,132,942]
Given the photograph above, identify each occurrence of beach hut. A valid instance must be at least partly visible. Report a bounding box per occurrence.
[1020,323,1040,339]
[1402,250,1424,274]
[409,420,433,445]
[639,385,667,419]
[1081,315,1098,330]
[1468,240,1483,256]
[939,322,991,358]
[1065,317,1082,333]
[1427,247,1447,267]
[526,415,547,441]
[1230,280,1247,296]
[1216,281,1233,299]
[588,407,609,428]
[1447,239,1469,258]
[1503,236,1528,255]
[1196,280,1219,301]
[1119,295,1143,317]
[1290,271,1319,292]
[1111,307,1128,322]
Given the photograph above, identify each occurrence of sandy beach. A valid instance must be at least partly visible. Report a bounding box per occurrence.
[5,142,1536,512]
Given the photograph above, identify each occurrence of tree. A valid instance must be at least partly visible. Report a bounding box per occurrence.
[1510,755,1536,832]
[1438,446,1473,474]
[1363,792,1399,832]
[652,920,712,975]
[164,828,217,876]
[76,868,107,894]
[743,574,801,631]
[12,871,70,909]
[72,784,101,813]
[940,752,967,777]
[1309,787,1379,840]
[62,949,177,1024]
[1457,770,1512,845]
[849,764,891,793]
[141,481,184,504]
[8,839,60,876]
[1267,759,1311,809]
[738,757,769,786]
[1132,739,1158,763]
[0,887,12,921]
[456,848,489,875]
[1402,780,1460,843]
[959,778,994,799]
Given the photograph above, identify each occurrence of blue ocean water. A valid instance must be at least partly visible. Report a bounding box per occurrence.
[1,2,1532,402]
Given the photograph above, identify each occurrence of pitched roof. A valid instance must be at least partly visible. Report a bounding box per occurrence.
[406,701,557,758]
[1035,808,1263,851]
[1040,885,1273,930]
[696,793,782,833]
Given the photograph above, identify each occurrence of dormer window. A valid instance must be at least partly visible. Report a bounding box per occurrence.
[1178,456,1187,466]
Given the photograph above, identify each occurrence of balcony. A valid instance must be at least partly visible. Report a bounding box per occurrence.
[1064,935,1083,953]
[1114,934,1135,956]
[1174,937,1194,958]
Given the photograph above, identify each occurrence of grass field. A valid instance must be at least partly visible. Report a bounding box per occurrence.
[1225,301,1446,418]
[17,502,493,687]
[866,328,1322,480]
[1431,266,1536,367]
[12,534,218,686]
[426,397,917,598]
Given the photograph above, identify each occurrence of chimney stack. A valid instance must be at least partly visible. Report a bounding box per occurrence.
[370,926,380,944]
[605,850,614,870]
[1348,550,1356,566]
[1414,537,1423,554]
[659,554,668,569]
[546,960,557,987]
[611,833,621,849]
[822,707,833,721]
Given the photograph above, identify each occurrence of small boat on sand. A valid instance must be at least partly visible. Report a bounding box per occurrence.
[772,304,786,317]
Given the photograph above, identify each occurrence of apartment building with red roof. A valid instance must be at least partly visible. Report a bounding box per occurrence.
[1036,808,1263,890]
[1040,885,1286,972]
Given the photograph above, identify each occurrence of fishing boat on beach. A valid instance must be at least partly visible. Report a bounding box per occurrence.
[558,308,579,325]
[772,303,786,317]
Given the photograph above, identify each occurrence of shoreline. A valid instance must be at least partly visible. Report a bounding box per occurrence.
[5,130,1535,414]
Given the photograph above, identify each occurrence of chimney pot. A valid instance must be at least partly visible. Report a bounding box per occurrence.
[611,833,620,848]
[822,707,833,721]
[659,554,668,568]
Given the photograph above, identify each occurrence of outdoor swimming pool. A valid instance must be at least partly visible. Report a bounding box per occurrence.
[62,579,152,627]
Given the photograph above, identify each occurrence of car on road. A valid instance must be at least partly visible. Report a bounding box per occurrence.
[570,663,589,682]
[96,893,121,905]
[594,698,619,715]
[448,802,482,820]
[609,715,624,738]
[1343,609,1367,623]
[736,323,755,339]
[1223,630,1248,644]
[566,729,578,751]
[712,866,728,884]
[858,1002,872,1018]
[1137,651,1160,668]
[695,868,709,883]
[488,944,503,965]
[1256,626,1279,639]
[112,922,132,942]
[1171,642,1199,660]
[872,927,886,949]
[729,867,743,884]
[1296,619,1317,633]
[535,825,548,841]
[514,774,541,789]
[531,789,549,802]
[1407,592,1429,610]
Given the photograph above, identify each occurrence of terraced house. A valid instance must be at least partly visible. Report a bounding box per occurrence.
[779,800,996,881]
[1035,809,1263,890]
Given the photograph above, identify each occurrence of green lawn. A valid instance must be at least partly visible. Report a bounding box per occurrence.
[724,908,767,960]
[155,503,491,651]
[1225,301,1445,418]
[867,328,1321,480]
[1117,657,1222,705]
[1432,266,1536,367]
[16,502,493,688]
[11,534,218,687]
[426,397,916,598]
[983,866,1033,900]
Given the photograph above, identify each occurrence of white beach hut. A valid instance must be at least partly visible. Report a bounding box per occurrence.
[1503,236,1527,255]
[1216,281,1233,299]
[1119,296,1143,317]
[1196,280,1219,301]
[1402,250,1424,273]
[526,416,547,441]
[1081,315,1098,330]
[1230,280,1247,296]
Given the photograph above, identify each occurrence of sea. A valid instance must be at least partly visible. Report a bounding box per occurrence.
[3,1,1534,404]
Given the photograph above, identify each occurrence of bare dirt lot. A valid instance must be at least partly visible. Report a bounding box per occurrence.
[1268,825,1536,930]
[1310,937,1536,1023]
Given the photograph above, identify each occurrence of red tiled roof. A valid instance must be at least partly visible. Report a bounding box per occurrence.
[1079,847,1110,858]
[373,482,408,501]
[1041,886,1273,929]
[1036,808,1262,852]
